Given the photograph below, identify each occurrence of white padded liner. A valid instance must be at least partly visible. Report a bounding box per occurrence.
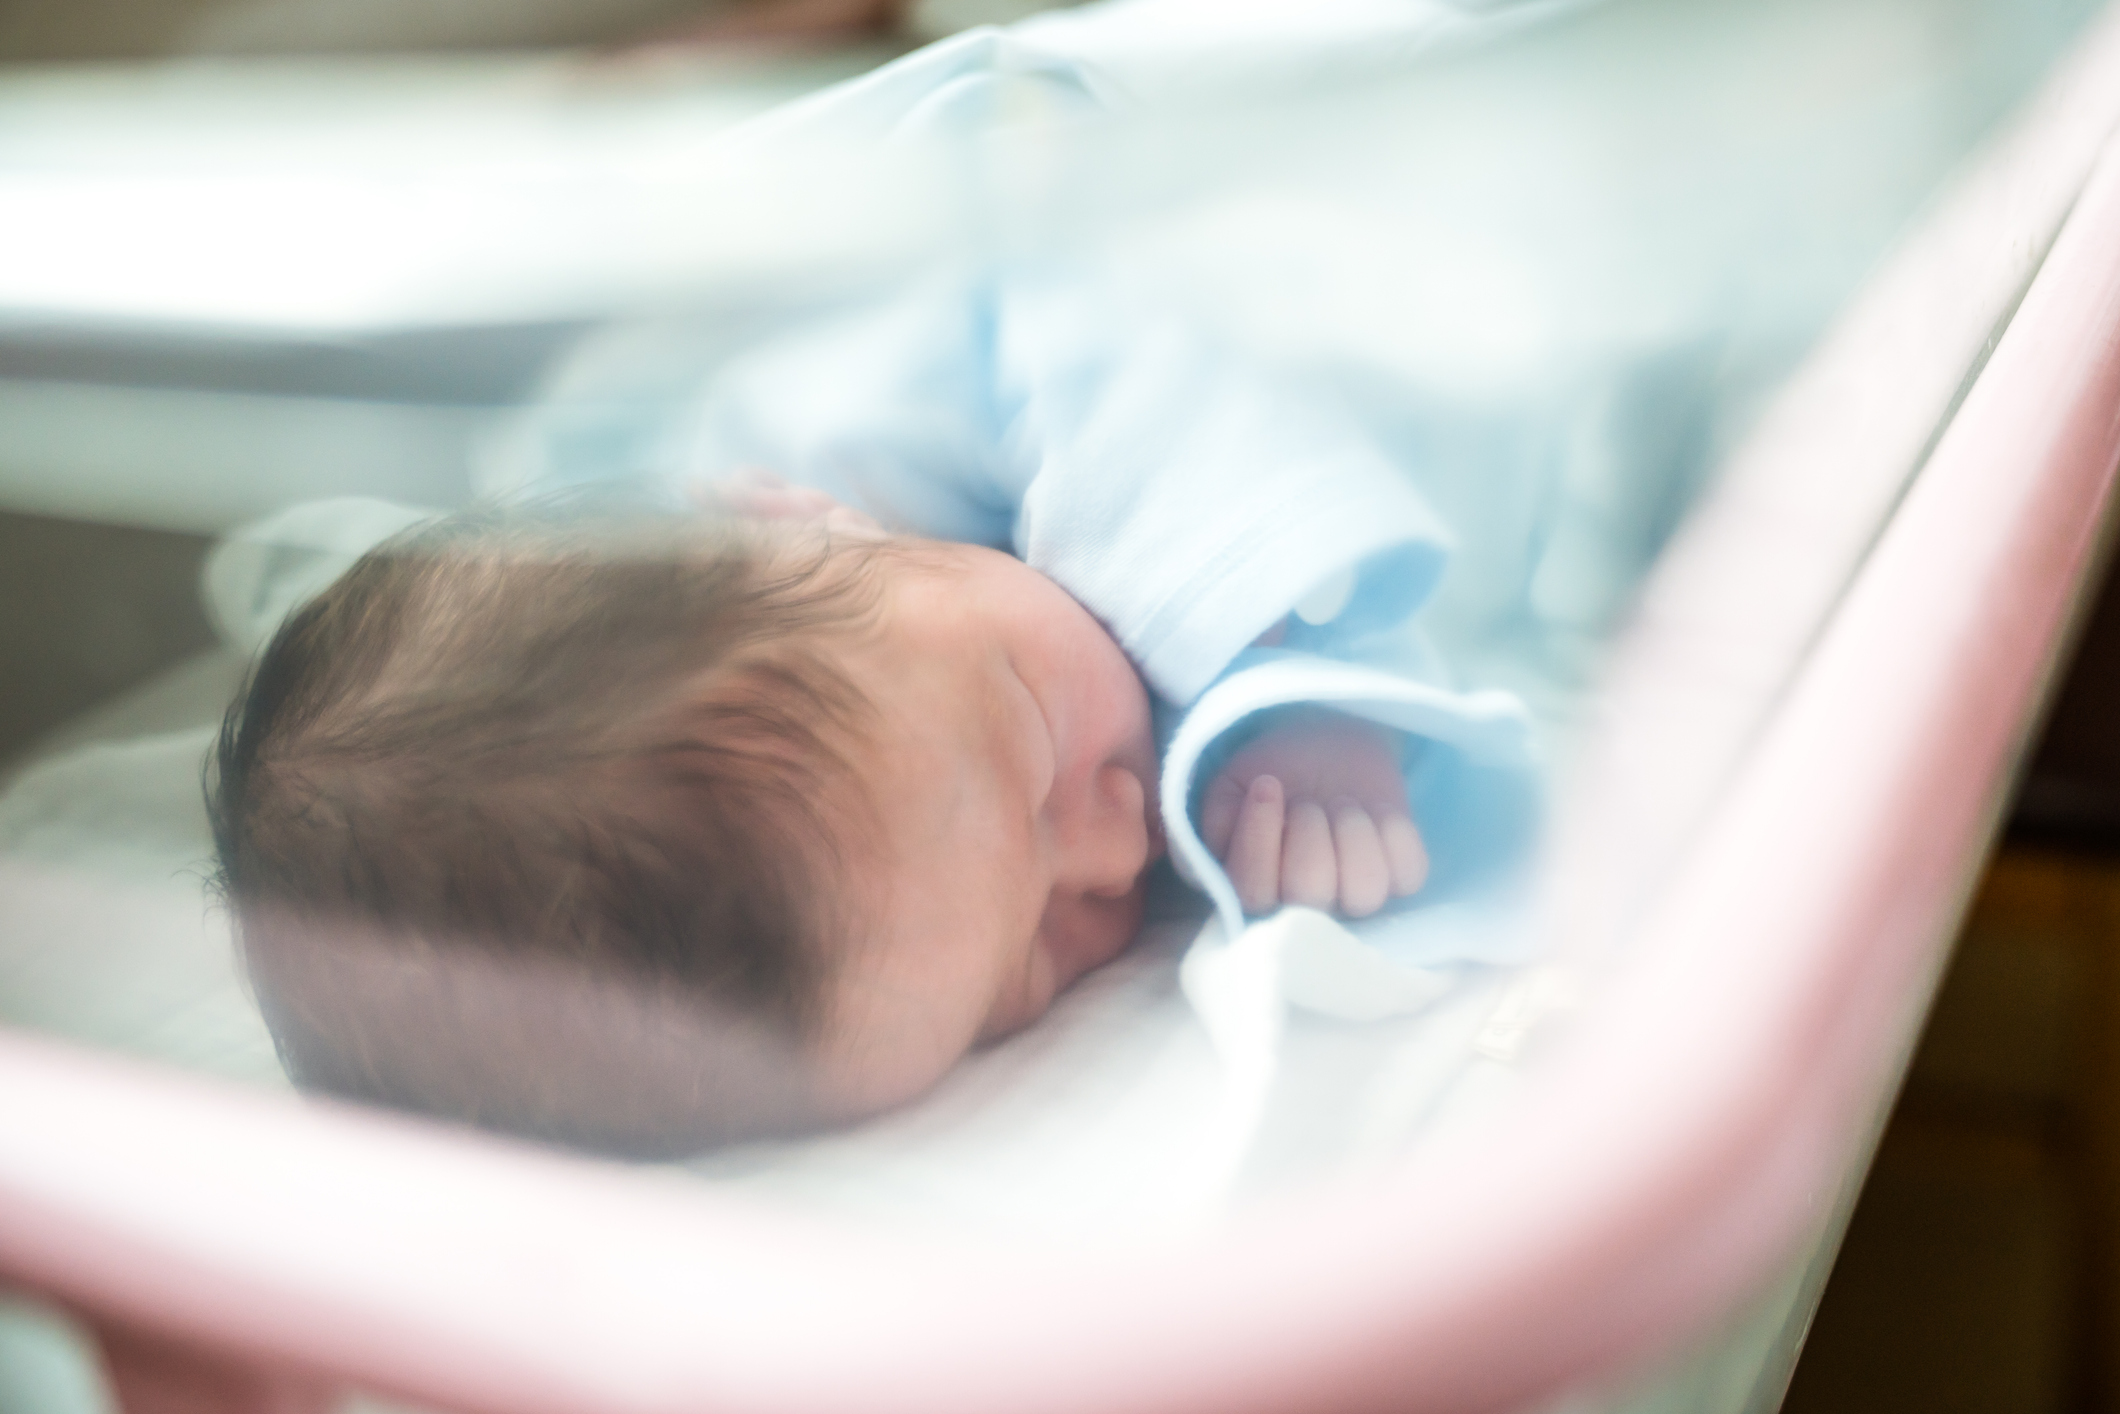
[0,650,1524,1248]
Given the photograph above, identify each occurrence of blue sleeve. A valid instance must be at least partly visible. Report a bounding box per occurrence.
[689,271,1464,706]
[992,276,1456,702]
[683,284,1025,549]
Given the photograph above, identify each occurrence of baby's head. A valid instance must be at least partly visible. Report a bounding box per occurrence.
[209,496,1159,1157]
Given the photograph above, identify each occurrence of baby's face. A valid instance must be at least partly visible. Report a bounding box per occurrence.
[807,541,1161,1118]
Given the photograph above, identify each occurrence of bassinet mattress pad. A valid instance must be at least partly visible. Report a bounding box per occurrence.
[0,651,1527,1245]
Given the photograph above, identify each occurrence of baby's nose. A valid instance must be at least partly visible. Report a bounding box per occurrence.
[1051,762,1153,899]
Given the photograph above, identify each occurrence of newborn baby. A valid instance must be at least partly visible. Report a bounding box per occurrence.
[211,486,1434,1155]
[715,478,1432,1110]
[212,259,1544,1156]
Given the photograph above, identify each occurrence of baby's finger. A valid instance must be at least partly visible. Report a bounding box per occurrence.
[1330,799,1391,918]
[1227,776,1286,915]
[1200,773,1245,858]
[1281,799,1337,911]
[1380,812,1430,897]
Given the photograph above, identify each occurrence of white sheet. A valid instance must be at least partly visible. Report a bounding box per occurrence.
[0,691,1519,1414]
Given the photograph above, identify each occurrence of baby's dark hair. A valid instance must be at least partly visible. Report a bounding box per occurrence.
[207,494,878,1158]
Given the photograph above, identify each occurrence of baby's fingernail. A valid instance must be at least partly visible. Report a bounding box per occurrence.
[1250,775,1282,802]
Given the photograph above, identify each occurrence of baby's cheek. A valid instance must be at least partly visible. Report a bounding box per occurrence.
[977,941,1057,1044]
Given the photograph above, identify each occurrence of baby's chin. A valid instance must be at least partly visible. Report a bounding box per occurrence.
[960,857,1149,1056]
[1045,881,1148,992]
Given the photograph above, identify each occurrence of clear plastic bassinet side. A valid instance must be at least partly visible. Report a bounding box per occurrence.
[3,1,2119,1411]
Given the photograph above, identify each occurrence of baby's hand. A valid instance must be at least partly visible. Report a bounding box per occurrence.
[701,468,885,539]
[1199,710,1428,919]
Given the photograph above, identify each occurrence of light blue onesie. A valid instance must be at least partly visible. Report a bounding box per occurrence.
[673,275,1543,971]
[511,0,1560,975]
